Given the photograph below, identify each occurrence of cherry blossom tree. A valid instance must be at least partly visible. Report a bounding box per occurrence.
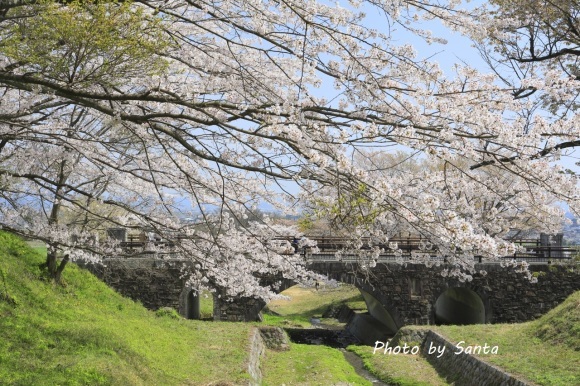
[0,0,578,293]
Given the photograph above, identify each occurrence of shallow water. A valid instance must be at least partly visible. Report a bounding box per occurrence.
[284,325,393,385]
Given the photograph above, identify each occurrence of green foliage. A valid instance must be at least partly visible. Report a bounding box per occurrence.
[297,215,315,233]
[1,0,169,86]
[304,183,382,231]
[572,247,580,262]
[155,307,181,319]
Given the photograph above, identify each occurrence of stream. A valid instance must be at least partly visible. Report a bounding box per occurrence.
[340,349,392,386]
[284,326,393,386]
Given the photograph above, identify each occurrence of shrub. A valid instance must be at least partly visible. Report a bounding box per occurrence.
[155,307,181,319]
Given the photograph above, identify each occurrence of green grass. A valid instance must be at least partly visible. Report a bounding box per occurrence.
[199,290,214,319]
[263,275,580,386]
[531,290,580,351]
[430,292,580,386]
[347,291,580,386]
[13,230,576,385]
[0,232,253,385]
[347,345,449,386]
[263,283,366,328]
[262,343,372,385]
[259,284,385,384]
[0,232,379,385]
[262,312,313,328]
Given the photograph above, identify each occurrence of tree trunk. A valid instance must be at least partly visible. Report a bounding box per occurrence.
[54,254,69,284]
[42,153,69,282]
[43,244,59,280]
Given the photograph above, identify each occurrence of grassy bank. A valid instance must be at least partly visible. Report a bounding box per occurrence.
[432,291,580,386]
[255,268,580,386]
[263,283,366,328]
[351,290,580,386]
[347,345,449,386]
[0,232,376,385]
[262,344,372,385]
[0,232,253,385]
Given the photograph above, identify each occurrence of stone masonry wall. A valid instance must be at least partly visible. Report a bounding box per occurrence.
[213,277,294,322]
[258,326,290,351]
[310,261,580,328]
[81,258,291,322]
[82,257,579,325]
[79,258,189,312]
[247,328,265,386]
[213,295,266,322]
[420,330,529,386]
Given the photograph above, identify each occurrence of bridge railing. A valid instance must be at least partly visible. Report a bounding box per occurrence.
[303,249,577,263]
[111,233,578,263]
[504,245,577,262]
[298,237,577,263]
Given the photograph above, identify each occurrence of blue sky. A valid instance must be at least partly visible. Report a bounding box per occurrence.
[203,1,580,213]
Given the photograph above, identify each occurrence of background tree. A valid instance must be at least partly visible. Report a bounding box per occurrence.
[462,0,580,160]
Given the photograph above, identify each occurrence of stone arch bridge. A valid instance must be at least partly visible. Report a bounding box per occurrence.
[81,254,580,332]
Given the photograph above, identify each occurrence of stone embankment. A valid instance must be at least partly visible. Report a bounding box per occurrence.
[248,320,530,385]
[393,328,530,386]
[247,327,290,386]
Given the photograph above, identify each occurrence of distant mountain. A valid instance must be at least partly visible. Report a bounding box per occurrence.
[563,211,580,245]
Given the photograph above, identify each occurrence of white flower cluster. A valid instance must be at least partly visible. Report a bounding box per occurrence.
[0,0,577,295]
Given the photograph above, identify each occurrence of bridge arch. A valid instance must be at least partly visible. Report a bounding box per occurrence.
[357,286,399,335]
[433,286,490,325]
[251,279,299,321]
[82,258,580,326]
[213,278,297,322]
[179,285,201,319]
